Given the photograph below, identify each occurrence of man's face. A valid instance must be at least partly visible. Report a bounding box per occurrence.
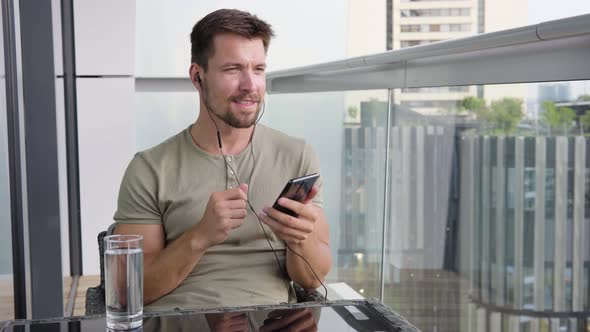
[201,33,267,129]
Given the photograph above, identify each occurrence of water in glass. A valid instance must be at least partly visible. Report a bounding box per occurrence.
[105,237,143,330]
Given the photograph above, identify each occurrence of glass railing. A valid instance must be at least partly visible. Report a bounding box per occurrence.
[264,14,590,332]
[129,10,590,332]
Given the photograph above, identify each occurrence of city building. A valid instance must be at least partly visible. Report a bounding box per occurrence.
[391,0,528,115]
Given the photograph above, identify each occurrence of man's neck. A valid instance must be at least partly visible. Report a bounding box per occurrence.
[190,115,254,156]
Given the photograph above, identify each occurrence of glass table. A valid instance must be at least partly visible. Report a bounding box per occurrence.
[0,299,418,331]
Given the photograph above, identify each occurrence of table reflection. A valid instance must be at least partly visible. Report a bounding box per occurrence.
[1,300,416,332]
[143,308,320,332]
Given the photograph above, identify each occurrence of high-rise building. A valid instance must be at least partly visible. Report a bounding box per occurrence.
[538,83,573,102]
[388,0,528,115]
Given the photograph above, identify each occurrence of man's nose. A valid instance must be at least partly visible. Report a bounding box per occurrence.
[239,71,256,92]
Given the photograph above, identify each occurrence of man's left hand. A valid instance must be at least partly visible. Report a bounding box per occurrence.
[259,186,320,245]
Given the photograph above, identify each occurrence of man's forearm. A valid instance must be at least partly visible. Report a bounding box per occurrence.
[143,227,208,304]
[285,230,332,290]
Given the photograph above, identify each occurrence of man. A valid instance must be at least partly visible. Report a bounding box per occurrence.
[114,9,332,311]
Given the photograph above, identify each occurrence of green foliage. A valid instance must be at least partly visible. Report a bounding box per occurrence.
[577,94,590,102]
[580,110,590,133]
[461,96,487,115]
[460,96,525,135]
[489,98,525,135]
[347,106,359,120]
[540,101,576,134]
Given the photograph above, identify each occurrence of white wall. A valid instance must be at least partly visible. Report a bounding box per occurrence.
[78,78,135,275]
[74,0,135,76]
[135,0,350,76]
[75,0,136,275]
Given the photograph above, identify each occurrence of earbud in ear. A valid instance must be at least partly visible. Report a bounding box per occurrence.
[195,73,202,85]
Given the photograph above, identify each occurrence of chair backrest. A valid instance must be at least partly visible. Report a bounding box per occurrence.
[97,231,107,290]
[86,224,116,315]
[98,223,116,290]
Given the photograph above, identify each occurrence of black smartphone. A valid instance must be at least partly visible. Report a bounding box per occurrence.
[272,173,320,217]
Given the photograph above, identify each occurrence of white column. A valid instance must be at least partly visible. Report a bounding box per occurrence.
[572,137,585,312]
[73,0,136,275]
[553,137,567,312]
[514,137,524,308]
[494,137,505,306]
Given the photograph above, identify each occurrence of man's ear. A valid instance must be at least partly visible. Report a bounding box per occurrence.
[189,63,203,89]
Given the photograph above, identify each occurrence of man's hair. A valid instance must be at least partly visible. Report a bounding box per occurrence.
[190,9,275,70]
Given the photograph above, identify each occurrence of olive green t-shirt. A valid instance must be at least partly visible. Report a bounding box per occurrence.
[114,125,323,311]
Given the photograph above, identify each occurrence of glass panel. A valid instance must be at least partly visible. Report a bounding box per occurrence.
[383,80,590,331]
[135,91,198,151]
[0,5,14,322]
[265,90,389,299]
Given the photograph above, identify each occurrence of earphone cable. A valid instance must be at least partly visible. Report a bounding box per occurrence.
[248,113,328,301]
[283,242,328,301]
[202,93,327,301]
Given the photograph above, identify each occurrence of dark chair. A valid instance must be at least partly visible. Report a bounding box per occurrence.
[85,224,115,315]
[85,225,323,315]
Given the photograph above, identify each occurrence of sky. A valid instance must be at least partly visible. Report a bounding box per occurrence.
[528,0,590,23]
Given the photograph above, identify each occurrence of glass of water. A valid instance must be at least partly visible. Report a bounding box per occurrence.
[104,234,143,330]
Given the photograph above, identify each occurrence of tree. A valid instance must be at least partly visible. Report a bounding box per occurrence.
[347,106,359,120]
[461,96,492,131]
[461,96,524,135]
[580,110,590,135]
[461,96,487,117]
[541,101,576,135]
[489,98,525,135]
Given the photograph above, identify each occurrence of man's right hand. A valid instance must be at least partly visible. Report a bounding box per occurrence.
[195,183,249,248]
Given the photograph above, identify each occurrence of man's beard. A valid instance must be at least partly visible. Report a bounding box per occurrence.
[203,84,261,129]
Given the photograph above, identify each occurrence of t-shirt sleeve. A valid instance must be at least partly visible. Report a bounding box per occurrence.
[300,142,324,208]
[113,153,162,225]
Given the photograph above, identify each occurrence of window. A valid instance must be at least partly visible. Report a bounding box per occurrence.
[400,8,471,17]
[401,24,471,33]
[401,40,419,47]
[400,100,461,108]
[401,0,467,2]
[402,86,470,93]
[400,40,441,48]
